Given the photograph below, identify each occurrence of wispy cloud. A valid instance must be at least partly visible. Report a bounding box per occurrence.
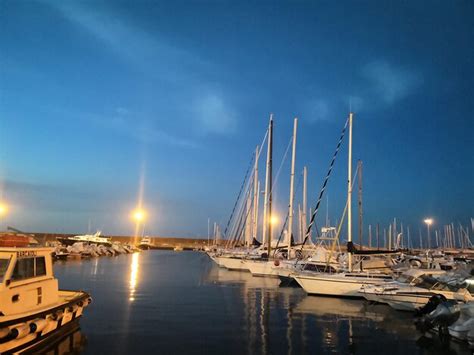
[108,108,197,147]
[306,98,331,122]
[48,1,207,76]
[362,60,422,105]
[304,61,422,124]
[55,106,196,148]
[193,93,237,135]
[46,1,239,137]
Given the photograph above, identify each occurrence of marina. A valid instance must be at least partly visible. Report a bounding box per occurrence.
[45,251,474,354]
[1,1,472,353]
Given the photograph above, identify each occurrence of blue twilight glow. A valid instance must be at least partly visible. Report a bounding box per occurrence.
[0,1,472,241]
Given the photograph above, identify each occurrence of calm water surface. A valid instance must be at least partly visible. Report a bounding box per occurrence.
[50,251,469,354]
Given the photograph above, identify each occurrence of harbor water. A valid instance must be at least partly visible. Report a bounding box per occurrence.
[50,251,470,354]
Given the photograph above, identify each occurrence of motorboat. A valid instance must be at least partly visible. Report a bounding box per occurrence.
[0,247,91,353]
[360,269,473,311]
[57,231,111,247]
[138,237,154,250]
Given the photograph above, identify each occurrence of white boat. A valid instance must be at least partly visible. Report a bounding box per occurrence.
[246,258,297,278]
[57,231,111,247]
[138,237,154,250]
[211,254,250,271]
[0,247,91,353]
[293,270,392,297]
[360,269,473,311]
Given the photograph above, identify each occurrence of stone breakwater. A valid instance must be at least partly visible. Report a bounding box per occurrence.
[18,232,214,250]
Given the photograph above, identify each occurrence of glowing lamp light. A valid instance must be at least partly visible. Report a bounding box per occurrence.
[270,215,279,225]
[0,203,8,215]
[132,209,145,222]
[423,218,433,226]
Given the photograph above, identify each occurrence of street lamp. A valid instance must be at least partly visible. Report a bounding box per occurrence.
[424,218,433,250]
[270,215,279,226]
[132,209,146,238]
[0,202,8,216]
[133,210,145,222]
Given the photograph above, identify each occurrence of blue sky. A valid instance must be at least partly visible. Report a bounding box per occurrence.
[0,1,472,242]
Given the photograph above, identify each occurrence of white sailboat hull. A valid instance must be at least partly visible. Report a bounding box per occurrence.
[246,259,300,278]
[213,256,249,271]
[361,289,470,312]
[246,260,280,278]
[294,272,391,298]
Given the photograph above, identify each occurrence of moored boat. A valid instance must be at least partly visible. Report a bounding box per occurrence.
[57,231,111,247]
[0,247,91,353]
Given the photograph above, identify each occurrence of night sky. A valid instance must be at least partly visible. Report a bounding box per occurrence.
[0,1,472,242]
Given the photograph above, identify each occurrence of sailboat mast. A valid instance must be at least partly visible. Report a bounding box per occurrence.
[287,118,298,259]
[267,116,274,256]
[262,115,273,246]
[347,112,353,272]
[253,146,259,243]
[302,166,308,243]
[358,160,363,249]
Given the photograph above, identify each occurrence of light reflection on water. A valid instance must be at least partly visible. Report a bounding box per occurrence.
[129,252,139,302]
[52,251,471,354]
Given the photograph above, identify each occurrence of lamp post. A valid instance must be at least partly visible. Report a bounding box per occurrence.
[423,218,433,250]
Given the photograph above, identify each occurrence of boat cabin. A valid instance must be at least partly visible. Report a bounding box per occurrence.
[0,248,58,317]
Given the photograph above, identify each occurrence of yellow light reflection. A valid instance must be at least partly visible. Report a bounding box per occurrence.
[129,252,140,302]
[270,215,279,225]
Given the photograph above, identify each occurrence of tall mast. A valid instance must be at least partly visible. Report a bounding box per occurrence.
[266,116,274,256]
[357,160,363,249]
[253,145,259,243]
[347,112,353,272]
[302,166,308,243]
[262,115,273,246]
[287,118,298,259]
[245,194,252,246]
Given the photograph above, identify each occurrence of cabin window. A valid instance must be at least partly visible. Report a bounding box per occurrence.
[0,259,10,282]
[11,257,47,281]
[36,257,46,276]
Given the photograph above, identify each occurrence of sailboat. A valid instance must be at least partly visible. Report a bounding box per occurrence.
[292,113,394,297]
[209,117,272,271]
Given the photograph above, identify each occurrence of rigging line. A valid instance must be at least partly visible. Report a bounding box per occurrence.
[258,134,293,233]
[233,187,257,247]
[272,136,293,193]
[273,171,304,255]
[228,167,259,240]
[224,127,268,239]
[230,179,256,245]
[223,151,256,238]
[300,116,349,248]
